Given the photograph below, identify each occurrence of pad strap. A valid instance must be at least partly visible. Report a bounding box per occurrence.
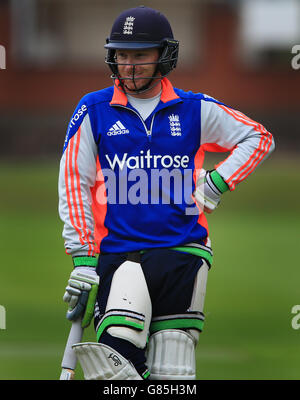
[149,312,205,335]
[96,309,145,342]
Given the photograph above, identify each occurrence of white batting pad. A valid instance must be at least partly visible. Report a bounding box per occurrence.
[190,260,209,312]
[146,329,196,380]
[188,260,209,343]
[105,260,152,348]
[72,342,142,380]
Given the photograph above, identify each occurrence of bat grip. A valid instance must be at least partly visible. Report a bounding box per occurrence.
[61,318,83,371]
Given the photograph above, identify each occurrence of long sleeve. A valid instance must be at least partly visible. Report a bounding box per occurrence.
[58,112,98,258]
[200,98,275,190]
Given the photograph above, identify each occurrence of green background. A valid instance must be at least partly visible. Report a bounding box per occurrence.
[0,153,299,380]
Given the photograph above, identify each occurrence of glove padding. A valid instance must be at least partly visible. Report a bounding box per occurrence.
[63,267,99,328]
[193,169,222,213]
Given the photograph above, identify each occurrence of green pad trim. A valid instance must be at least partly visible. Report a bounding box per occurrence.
[73,256,98,267]
[97,315,144,342]
[211,170,229,193]
[81,284,98,328]
[150,318,204,334]
[143,370,150,380]
[170,246,213,266]
[141,247,212,267]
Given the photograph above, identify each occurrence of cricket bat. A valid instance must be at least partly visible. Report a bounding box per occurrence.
[60,318,83,380]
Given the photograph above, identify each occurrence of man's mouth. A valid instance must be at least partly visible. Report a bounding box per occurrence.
[124,75,143,80]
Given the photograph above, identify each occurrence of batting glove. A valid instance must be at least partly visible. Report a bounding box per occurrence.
[63,264,99,328]
[194,169,229,213]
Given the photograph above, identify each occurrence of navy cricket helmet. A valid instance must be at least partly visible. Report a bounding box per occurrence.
[104,6,179,92]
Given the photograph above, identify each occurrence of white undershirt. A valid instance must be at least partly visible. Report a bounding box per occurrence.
[127,91,161,121]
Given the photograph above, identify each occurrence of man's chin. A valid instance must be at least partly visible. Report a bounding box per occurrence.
[121,78,150,92]
[124,84,138,92]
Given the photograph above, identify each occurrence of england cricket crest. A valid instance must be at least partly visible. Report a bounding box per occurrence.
[123,16,135,35]
[168,114,182,136]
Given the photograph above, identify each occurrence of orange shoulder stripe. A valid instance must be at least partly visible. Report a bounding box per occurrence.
[216,104,273,190]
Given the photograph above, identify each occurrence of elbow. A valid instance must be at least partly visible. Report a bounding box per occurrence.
[268,134,275,156]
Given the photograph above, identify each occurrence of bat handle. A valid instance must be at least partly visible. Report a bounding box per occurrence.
[60,319,83,380]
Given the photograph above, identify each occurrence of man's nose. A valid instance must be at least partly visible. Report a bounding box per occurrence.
[123,57,135,67]
[123,60,136,74]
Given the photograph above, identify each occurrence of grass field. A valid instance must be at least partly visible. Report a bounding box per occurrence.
[0,153,299,380]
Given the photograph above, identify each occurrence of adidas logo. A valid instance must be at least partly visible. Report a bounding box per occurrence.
[107,121,130,136]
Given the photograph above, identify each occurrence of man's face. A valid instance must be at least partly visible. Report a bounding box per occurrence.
[115,48,160,93]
